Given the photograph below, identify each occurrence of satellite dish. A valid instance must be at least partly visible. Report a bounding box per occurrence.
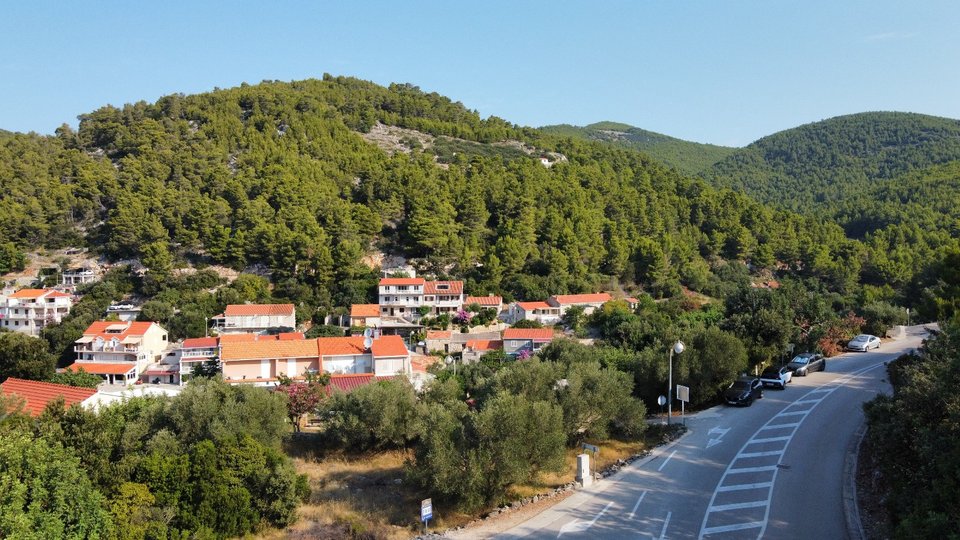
[363,336,374,349]
[363,328,373,338]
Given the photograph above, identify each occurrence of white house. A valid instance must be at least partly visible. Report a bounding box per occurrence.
[68,321,170,385]
[546,293,613,316]
[0,289,72,336]
[211,303,297,334]
[378,278,465,319]
[509,301,562,325]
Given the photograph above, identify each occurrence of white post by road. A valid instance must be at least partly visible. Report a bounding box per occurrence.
[576,453,592,487]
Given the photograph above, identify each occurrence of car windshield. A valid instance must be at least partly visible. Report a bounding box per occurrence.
[789,356,809,365]
[730,381,750,390]
[761,368,778,376]
[854,335,870,341]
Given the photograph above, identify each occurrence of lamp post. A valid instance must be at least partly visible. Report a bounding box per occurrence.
[668,340,685,425]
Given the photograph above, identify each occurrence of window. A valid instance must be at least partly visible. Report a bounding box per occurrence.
[436,284,449,290]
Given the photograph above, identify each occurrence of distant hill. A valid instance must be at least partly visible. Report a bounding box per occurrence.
[539,121,736,175]
[706,112,960,213]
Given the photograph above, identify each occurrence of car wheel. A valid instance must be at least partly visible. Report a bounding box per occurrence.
[746,397,753,407]
[758,389,764,399]
[821,361,826,372]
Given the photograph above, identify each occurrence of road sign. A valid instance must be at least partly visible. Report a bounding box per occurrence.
[657,395,667,406]
[582,443,600,454]
[420,498,433,522]
[676,385,690,403]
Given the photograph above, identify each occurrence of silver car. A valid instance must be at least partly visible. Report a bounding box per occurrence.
[847,334,881,352]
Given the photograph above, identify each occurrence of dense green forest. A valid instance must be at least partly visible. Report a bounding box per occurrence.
[1,76,880,316]
[540,121,736,175]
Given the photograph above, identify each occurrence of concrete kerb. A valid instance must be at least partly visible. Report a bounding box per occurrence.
[843,421,868,540]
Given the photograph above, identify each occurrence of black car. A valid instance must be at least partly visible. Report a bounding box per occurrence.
[787,353,826,376]
[725,376,763,406]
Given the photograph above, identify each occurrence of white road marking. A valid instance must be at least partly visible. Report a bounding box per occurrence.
[628,491,647,520]
[557,501,613,537]
[698,362,888,539]
[775,410,808,417]
[716,482,772,492]
[709,500,767,512]
[658,450,677,471]
[739,450,783,458]
[658,511,672,540]
[706,427,730,449]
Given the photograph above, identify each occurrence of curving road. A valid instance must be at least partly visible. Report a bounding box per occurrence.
[496,326,931,540]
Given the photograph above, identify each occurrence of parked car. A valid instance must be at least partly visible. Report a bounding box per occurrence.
[724,376,763,406]
[787,353,825,376]
[847,334,881,352]
[760,365,793,389]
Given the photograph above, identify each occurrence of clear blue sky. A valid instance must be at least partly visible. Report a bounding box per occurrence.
[1,1,958,146]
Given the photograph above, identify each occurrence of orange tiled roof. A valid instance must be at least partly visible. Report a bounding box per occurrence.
[426,330,451,340]
[9,288,71,299]
[220,339,319,361]
[0,378,97,417]
[465,339,502,351]
[550,293,612,305]
[182,337,218,348]
[277,332,305,340]
[223,303,295,317]
[326,373,376,393]
[424,281,463,295]
[80,321,159,340]
[371,335,408,357]
[625,297,639,304]
[503,328,556,341]
[66,362,137,375]
[465,295,502,306]
[317,336,368,357]
[379,278,425,286]
[351,304,381,318]
[517,301,551,311]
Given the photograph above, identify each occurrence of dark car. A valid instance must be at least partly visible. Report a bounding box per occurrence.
[725,376,763,406]
[760,365,792,389]
[787,353,825,376]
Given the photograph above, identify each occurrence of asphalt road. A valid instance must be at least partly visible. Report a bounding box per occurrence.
[496,326,932,540]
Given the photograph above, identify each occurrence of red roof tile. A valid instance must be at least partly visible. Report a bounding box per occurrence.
[317,336,368,357]
[182,337,219,348]
[503,328,556,341]
[80,321,159,340]
[351,304,381,317]
[223,303,295,317]
[379,278,425,286]
[371,335,409,357]
[465,339,502,351]
[0,378,97,417]
[278,332,305,340]
[66,362,136,375]
[221,340,319,361]
[326,374,376,393]
[219,333,259,343]
[426,330,451,340]
[425,281,463,295]
[550,293,612,305]
[465,295,502,306]
[517,301,551,311]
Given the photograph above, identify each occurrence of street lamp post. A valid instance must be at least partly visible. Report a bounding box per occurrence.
[668,340,685,425]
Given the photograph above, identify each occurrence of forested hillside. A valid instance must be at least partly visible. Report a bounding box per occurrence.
[0,76,873,315]
[540,121,736,175]
[703,112,960,293]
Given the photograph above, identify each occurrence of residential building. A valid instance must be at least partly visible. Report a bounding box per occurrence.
[68,321,170,385]
[503,328,556,357]
[547,293,613,316]
[0,289,72,336]
[424,330,452,353]
[211,303,297,334]
[377,278,465,319]
[462,339,503,363]
[106,303,141,322]
[509,301,562,325]
[0,378,98,417]
[177,336,219,382]
[219,334,411,384]
[61,266,98,287]
[350,304,381,327]
[464,295,503,313]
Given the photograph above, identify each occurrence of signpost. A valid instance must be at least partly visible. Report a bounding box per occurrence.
[676,385,690,425]
[421,498,433,533]
[657,395,667,424]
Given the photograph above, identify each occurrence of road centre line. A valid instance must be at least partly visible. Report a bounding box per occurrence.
[717,482,772,492]
[658,450,677,471]
[628,491,647,520]
[658,512,672,540]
